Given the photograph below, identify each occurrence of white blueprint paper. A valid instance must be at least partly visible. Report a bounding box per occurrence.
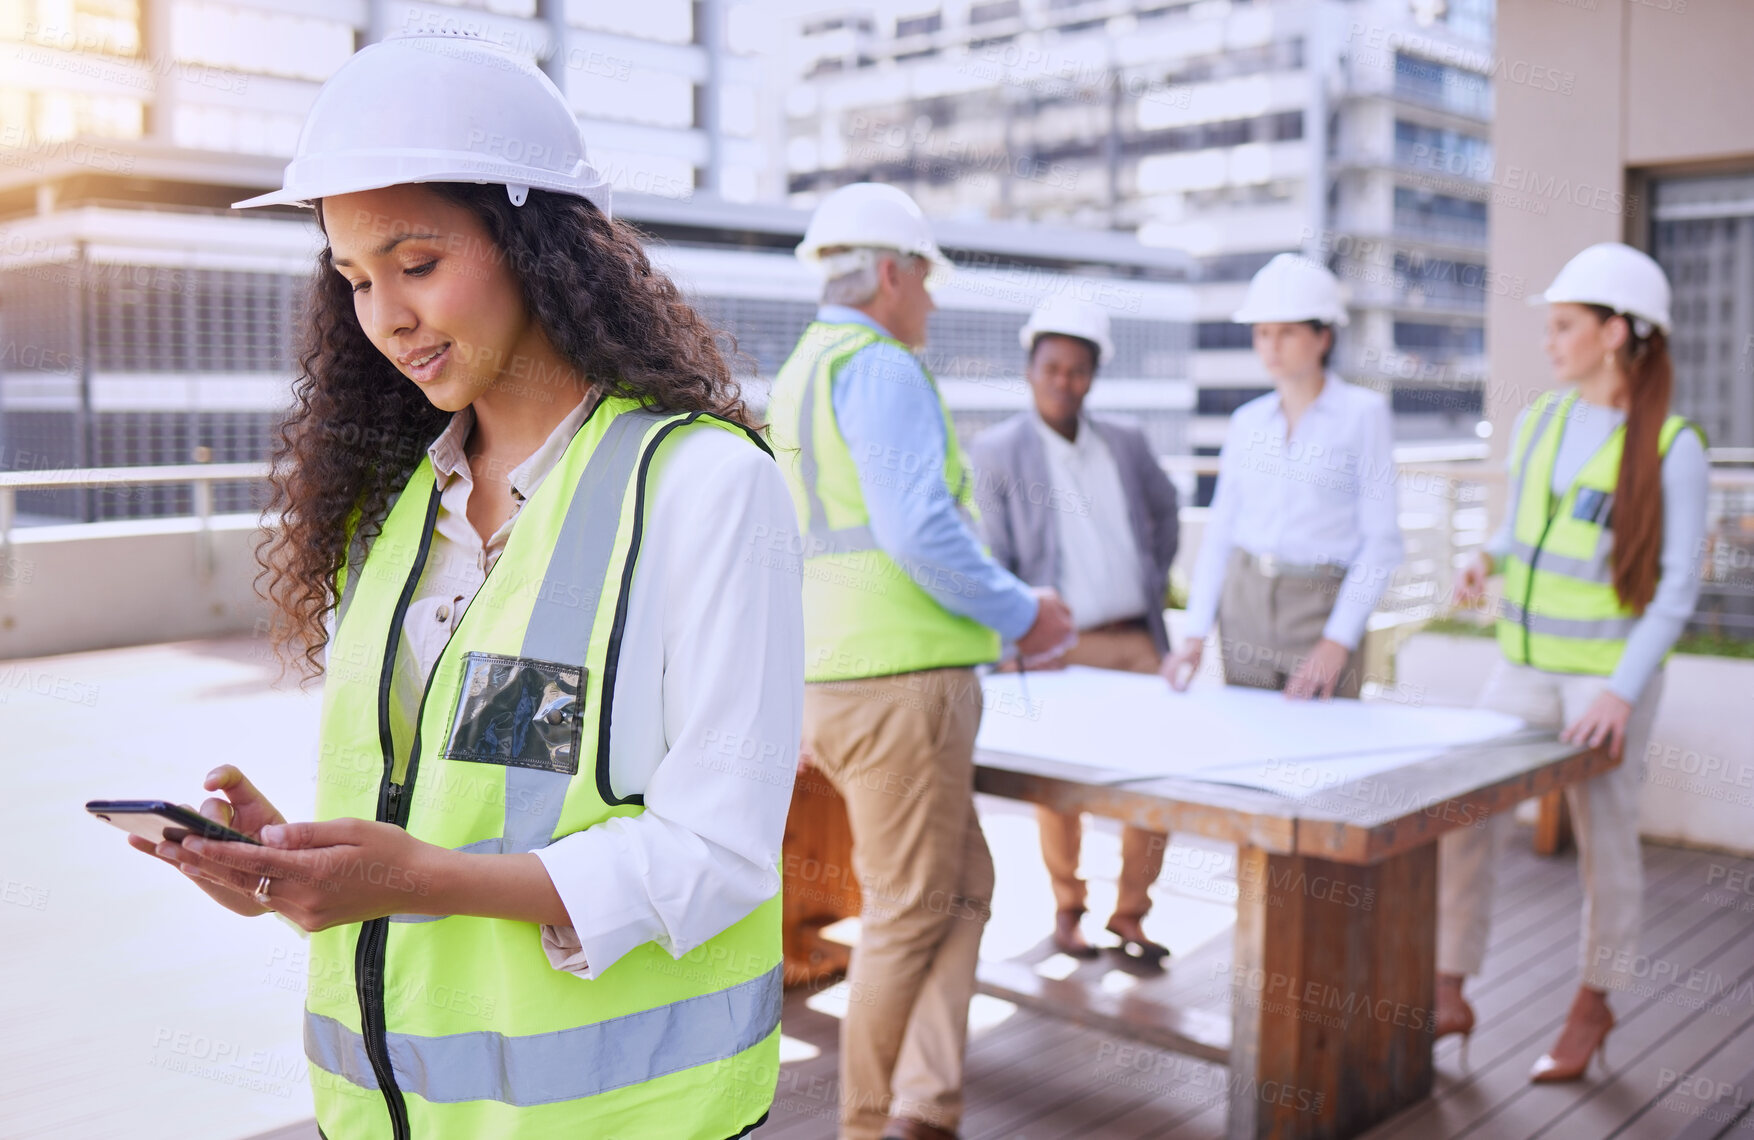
[976,667,1525,796]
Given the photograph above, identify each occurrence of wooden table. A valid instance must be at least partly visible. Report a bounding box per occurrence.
[972,731,1613,1140]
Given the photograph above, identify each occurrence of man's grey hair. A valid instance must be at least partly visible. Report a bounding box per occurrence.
[819,247,922,306]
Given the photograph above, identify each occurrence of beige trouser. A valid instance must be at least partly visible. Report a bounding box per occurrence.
[1035,626,1167,919]
[802,667,993,1140]
[1217,549,1363,698]
[1437,660,1665,992]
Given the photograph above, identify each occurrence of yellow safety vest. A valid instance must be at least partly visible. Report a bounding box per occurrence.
[766,320,1001,682]
[309,397,781,1139]
[1495,388,1703,675]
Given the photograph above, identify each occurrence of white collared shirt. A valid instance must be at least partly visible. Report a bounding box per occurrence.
[328,395,804,978]
[1182,374,1404,650]
[1034,415,1150,630]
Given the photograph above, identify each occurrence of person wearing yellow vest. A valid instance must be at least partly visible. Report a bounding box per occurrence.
[118,34,802,1139]
[1439,242,1709,1082]
[769,182,1076,1140]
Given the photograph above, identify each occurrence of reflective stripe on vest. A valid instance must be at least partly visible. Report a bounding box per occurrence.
[305,963,782,1105]
[1497,599,1638,641]
[312,397,781,1140]
[1494,389,1701,676]
[767,321,1001,682]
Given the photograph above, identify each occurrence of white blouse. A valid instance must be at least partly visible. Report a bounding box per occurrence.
[328,396,804,979]
[1182,374,1405,650]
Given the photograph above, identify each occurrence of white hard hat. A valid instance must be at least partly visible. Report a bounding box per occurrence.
[233,32,611,214]
[796,182,952,283]
[1232,253,1350,327]
[1019,294,1114,367]
[1528,242,1672,336]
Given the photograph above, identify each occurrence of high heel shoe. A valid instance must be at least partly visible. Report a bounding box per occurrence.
[1530,994,1614,1083]
[1434,979,1476,1070]
[1051,908,1099,959]
[1105,914,1170,964]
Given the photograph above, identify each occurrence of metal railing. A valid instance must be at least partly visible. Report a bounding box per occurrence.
[0,462,269,579]
[1163,448,1754,639]
[3,451,1752,640]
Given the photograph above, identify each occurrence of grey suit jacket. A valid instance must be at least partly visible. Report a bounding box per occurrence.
[968,412,1180,654]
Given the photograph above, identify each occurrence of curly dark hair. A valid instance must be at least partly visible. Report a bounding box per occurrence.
[255,182,756,682]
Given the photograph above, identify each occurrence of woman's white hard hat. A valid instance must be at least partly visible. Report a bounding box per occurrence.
[796,182,953,285]
[232,32,611,214]
[1019,293,1115,367]
[1232,253,1350,327]
[1528,242,1672,336]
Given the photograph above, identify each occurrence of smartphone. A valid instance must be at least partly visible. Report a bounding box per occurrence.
[86,800,260,846]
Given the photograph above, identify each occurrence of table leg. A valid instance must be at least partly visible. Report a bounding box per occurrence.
[1225,844,1437,1140]
[781,761,861,986]
[1533,789,1574,856]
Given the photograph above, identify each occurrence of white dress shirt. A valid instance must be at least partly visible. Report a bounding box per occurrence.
[1034,415,1151,630]
[327,395,804,979]
[1183,373,1404,650]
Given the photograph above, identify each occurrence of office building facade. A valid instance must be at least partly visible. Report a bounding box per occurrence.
[786,0,1500,458]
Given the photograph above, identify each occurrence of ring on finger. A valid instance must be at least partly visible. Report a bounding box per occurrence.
[253,875,273,907]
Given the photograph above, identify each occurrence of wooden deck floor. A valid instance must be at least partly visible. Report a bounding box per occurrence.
[757,825,1754,1140]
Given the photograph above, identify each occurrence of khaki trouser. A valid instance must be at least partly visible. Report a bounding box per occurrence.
[1438,660,1665,992]
[1035,626,1167,920]
[1217,549,1363,698]
[802,667,993,1140]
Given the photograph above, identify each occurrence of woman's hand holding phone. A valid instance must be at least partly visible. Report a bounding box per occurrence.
[127,767,572,931]
[127,765,286,916]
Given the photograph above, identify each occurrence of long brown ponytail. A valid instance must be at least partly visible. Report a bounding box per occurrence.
[1584,304,1671,614]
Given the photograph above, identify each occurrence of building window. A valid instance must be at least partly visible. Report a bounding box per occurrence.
[896,10,942,37]
[969,0,1021,23]
[1652,172,1754,449]
[1394,120,1491,179]
[803,14,874,35]
[1393,186,1487,243]
[1196,322,1254,350]
[1392,253,1489,309]
[1196,387,1272,415]
[1391,384,1483,416]
[1393,321,1483,355]
[1265,110,1304,143]
[1393,52,1490,118]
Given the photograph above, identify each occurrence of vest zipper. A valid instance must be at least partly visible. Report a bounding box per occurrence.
[1520,518,1554,666]
[358,476,528,1139]
[354,484,440,1140]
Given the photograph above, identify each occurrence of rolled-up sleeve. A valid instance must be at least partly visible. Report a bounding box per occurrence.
[1322,397,1405,649]
[834,342,1038,642]
[531,431,804,978]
